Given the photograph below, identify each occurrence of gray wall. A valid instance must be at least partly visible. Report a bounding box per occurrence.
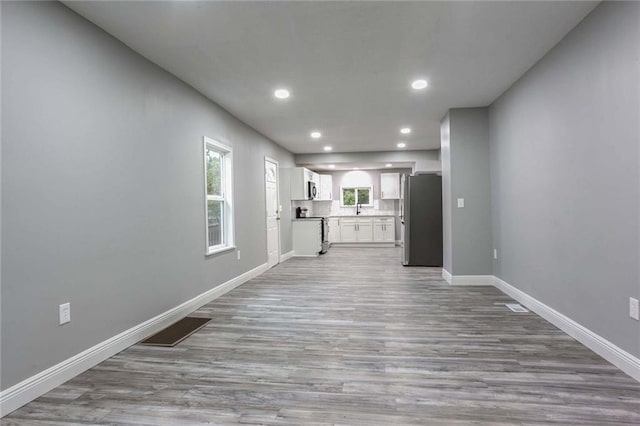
[440,114,453,273]
[296,150,441,173]
[489,2,640,357]
[441,108,493,276]
[1,1,294,389]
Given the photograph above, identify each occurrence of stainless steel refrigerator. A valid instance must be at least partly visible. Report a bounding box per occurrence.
[401,174,443,266]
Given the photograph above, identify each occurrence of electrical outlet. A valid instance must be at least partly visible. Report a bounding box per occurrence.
[457,198,465,208]
[493,249,498,260]
[630,297,639,321]
[59,302,71,325]
[237,250,241,261]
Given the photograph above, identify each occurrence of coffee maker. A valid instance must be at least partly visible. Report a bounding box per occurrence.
[295,207,308,218]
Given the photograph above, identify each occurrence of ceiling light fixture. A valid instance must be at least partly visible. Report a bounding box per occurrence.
[323,146,332,151]
[310,131,322,139]
[328,164,336,169]
[353,167,360,170]
[411,79,428,90]
[397,142,407,148]
[400,127,411,134]
[386,163,393,167]
[274,88,290,99]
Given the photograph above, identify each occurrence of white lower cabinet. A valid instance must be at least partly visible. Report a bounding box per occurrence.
[339,219,357,242]
[337,217,375,243]
[373,223,385,242]
[292,220,322,256]
[328,218,341,243]
[373,217,395,243]
[331,216,395,245]
[356,220,373,242]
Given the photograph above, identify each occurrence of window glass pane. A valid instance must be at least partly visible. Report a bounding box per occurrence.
[207,200,223,247]
[206,147,222,196]
[342,188,355,206]
[357,188,370,205]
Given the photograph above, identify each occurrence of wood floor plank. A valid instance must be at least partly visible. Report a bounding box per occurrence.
[3,247,640,425]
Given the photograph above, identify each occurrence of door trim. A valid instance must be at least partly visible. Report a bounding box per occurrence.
[264,156,281,268]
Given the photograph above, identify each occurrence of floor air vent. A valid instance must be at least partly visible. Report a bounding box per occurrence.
[505,303,529,313]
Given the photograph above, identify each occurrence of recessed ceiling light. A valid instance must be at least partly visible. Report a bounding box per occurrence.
[310,131,322,139]
[400,127,411,134]
[274,88,290,99]
[411,79,428,90]
[397,142,407,148]
[328,164,336,169]
[386,163,393,167]
[323,146,332,151]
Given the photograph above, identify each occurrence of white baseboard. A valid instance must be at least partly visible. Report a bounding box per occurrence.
[279,250,293,263]
[442,269,493,286]
[0,262,269,417]
[493,276,640,383]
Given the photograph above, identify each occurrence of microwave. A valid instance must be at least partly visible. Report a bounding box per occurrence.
[307,181,317,200]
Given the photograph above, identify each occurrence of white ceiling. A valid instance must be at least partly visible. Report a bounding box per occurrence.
[65,1,597,154]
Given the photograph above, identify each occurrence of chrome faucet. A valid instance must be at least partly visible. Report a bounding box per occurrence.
[356,203,361,215]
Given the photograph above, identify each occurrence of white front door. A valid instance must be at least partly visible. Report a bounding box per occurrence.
[265,158,280,269]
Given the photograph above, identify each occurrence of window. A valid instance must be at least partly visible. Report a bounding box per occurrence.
[204,137,234,255]
[340,186,373,207]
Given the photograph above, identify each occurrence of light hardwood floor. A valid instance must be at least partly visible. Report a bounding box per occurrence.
[4,247,640,425]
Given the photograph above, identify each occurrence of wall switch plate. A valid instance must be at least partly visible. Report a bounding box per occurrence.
[237,250,241,261]
[493,249,498,260]
[59,302,71,325]
[630,297,639,321]
[457,198,465,208]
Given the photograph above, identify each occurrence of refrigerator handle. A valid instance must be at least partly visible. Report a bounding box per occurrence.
[402,175,410,265]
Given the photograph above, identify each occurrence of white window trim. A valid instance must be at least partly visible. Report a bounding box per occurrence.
[203,136,235,256]
[340,186,374,207]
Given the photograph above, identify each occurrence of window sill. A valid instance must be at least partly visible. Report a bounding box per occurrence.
[206,245,236,257]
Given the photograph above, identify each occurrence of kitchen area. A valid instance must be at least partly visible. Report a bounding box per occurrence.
[289,164,442,266]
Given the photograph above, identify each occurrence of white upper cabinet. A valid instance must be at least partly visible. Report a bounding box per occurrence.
[291,167,316,200]
[291,168,331,200]
[380,173,400,199]
[305,168,315,183]
[318,174,333,201]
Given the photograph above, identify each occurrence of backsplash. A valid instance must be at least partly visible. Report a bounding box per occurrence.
[292,200,314,217]
[293,199,398,217]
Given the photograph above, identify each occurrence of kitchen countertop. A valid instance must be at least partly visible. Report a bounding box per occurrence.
[293,215,397,221]
[329,215,396,218]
